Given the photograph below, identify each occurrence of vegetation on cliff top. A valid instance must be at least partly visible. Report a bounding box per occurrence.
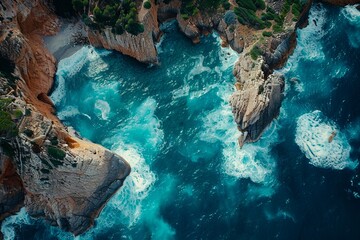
[0,58,19,139]
[72,0,144,35]
[0,98,19,138]
[232,0,304,32]
[163,0,230,19]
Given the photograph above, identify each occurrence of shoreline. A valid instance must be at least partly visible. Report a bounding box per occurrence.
[43,18,87,62]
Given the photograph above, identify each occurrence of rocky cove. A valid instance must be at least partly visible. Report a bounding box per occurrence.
[1,0,360,239]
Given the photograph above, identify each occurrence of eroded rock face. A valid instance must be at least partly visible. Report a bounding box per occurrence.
[0,149,25,221]
[230,59,284,147]
[0,0,131,235]
[88,0,160,64]
[0,74,131,235]
[86,0,243,61]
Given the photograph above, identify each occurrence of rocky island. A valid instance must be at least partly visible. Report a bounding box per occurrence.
[1,0,360,239]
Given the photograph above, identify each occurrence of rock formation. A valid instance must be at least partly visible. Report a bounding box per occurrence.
[230,57,284,147]
[0,0,130,235]
[88,0,161,64]
[1,0,359,236]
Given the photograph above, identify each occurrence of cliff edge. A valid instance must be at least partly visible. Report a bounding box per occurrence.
[0,0,130,235]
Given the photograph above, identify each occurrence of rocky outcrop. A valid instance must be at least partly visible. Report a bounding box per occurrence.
[227,0,316,147]
[16,106,130,235]
[88,0,160,64]
[176,8,223,43]
[230,57,284,147]
[0,148,25,221]
[0,0,131,235]
[0,81,131,234]
[86,0,242,61]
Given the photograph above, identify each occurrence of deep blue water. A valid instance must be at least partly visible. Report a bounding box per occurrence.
[2,3,360,240]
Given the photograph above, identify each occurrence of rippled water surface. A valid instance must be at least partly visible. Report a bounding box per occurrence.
[2,4,360,240]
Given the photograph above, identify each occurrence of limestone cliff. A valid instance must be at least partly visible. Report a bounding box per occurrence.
[228,0,313,147]
[230,58,285,147]
[87,0,160,64]
[0,0,130,235]
[0,148,24,221]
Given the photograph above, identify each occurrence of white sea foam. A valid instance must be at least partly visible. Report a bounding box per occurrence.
[156,32,166,54]
[341,4,360,48]
[223,143,273,184]
[280,5,328,75]
[295,110,358,170]
[342,4,360,23]
[1,208,31,240]
[51,47,91,105]
[107,145,157,226]
[296,5,327,61]
[194,35,276,184]
[265,209,296,222]
[171,84,189,100]
[96,98,163,227]
[57,105,81,120]
[199,82,277,185]
[187,55,211,80]
[51,74,66,106]
[95,99,110,120]
[126,98,164,151]
[86,49,111,78]
[217,38,239,71]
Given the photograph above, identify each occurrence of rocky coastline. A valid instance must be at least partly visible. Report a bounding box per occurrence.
[0,0,130,236]
[77,0,313,147]
[0,0,359,237]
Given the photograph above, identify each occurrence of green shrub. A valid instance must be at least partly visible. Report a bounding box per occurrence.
[0,140,15,157]
[236,0,256,11]
[181,13,189,20]
[93,6,102,21]
[264,21,271,28]
[258,85,264,94]
[0,98,12,110]
[0,110,18,137]
[83,15,99,30]
[262,31,272,37]
[222,1,231,10]
[273,23,283,33]
[114,19,125,34]
[12,109,22,119]
[47,146,66,160]
[250,45,262,60]
[292,0,303,18]
[72,0,88,12]
[254,0,265,10]
[125,21,144,35]
[23,129,34,138]
[144,1,151,9]
[72,0,83,11]
[50,136,59,146]
[25,108,31,116]
[234,7,265,29]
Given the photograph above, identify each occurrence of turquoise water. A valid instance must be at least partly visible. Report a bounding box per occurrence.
[2,4,360,240]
